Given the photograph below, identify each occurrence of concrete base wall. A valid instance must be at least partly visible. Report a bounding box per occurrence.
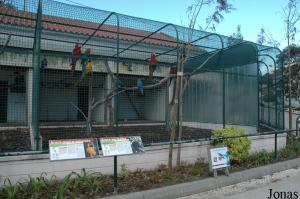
[0,134,286,186]
[183,122,257,134]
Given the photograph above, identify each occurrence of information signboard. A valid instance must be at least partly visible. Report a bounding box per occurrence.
[49,138,99,161]
[209,147,230,169]
[100,136,145,156]
[100,137,133,156]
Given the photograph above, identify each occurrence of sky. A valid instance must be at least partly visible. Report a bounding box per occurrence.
[55,0,298,50]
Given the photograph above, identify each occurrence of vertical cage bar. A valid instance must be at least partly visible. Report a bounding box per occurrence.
[31,0,42,150]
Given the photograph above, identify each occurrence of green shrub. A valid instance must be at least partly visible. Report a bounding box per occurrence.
[0,179,23,199]
[212,127,251,163]
[120,164,130,179]
[276,137,300,160]
[54,173,74,199]
[25,173,48,198]
[245,150,274,167]
[72,168,105,194]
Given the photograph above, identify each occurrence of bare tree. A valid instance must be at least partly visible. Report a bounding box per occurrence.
[257,27,280,48]
[281,0,300,130]
[173,0,234,168]
[228,24,243,46]
[70,0,234,169]
[72,60,177,133]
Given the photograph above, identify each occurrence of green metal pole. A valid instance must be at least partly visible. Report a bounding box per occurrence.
[275,58,278,128]
[281,58,285,129]
[259,61,271,126]
[222,61,225,128]
[31,0,42,150]
[274,131,278,159]
[259,71,264,125]
[257,58,260,130]
[113,13,120,193]
[267,67,271,125]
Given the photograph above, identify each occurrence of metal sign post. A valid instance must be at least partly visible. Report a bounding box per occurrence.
[99,136,144,193]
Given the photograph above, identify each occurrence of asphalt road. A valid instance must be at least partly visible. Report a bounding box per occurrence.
[177,167,300,199]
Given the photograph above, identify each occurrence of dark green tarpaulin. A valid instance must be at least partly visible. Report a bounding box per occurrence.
[185,43,257,72]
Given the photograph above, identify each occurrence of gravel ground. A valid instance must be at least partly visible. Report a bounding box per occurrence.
[177,167,300,199]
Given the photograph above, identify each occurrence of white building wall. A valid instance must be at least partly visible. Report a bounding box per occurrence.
[40,87,78,121]
[144,86,166,121]
[7,93,26,122]
[91,85,105,123]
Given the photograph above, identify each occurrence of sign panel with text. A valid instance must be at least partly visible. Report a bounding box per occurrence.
[209,147,230,169]
[100,137,133,156]
[49,138,99,161]
[100,136,145,156]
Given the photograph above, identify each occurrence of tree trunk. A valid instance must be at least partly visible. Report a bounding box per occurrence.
[168,61,182,169]
[176,59,184,166]
[288,37,293,131]
[87,74,93,133]
[168,103,177,169]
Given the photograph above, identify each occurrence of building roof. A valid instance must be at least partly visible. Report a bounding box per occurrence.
[0,7,178,48]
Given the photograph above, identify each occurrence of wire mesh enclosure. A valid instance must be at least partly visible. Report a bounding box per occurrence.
[0,0,284,153]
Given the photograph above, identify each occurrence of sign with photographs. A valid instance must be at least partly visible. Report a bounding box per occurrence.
[49,138,99,161]
[100,136,144,157]
[209,147,230,169]
[128,136,144,153]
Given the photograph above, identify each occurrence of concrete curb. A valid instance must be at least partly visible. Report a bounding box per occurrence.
[98,157,300,199]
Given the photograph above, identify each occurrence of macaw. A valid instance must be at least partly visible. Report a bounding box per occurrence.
[137,79,144,96]
[70,42,81,76]
[116,78,124,88]
[149,53,157,79]
[86,60,92,74]
[81,48,91,78]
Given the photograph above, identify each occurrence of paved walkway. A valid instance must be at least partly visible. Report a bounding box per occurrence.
[177,167,300,199]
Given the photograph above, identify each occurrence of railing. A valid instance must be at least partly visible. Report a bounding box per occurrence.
[0,128,298,160]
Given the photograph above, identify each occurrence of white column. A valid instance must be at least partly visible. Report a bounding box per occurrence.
[27,68,42,150]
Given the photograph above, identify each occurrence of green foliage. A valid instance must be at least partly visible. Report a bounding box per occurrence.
[241,137,300,168]
[54,173,73,199]
[189,158,205,176]
[1,178,23,199]
[0,140,298,199]
[72,168,105,194]
[256,27,280,47]
[278,137,300,159]
[120,164,130,179]
[186,0,234,32]
[25,173,48,199]
[212,127,251,162]
[228,25,243,46]
[243,150,274,167]
[43,175,57,198]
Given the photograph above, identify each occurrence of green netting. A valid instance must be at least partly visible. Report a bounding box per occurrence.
[183,43,258,127]
[258,47,284,129]
[0,0,284,153]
